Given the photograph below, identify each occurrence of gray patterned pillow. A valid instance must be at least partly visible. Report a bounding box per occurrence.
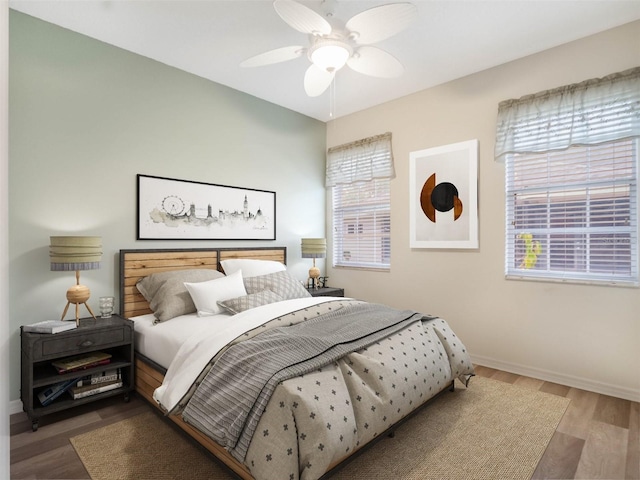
[243,270,311,300]
[217,290,284,315]
[136,269,225,322]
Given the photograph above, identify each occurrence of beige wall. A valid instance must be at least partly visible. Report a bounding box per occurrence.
[326,21,640,401]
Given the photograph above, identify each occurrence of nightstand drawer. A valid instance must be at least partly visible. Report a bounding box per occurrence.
[37,327,127,360]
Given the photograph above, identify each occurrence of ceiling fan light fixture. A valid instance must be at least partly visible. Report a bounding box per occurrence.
[244,0,416,96]
[309,40,352,73]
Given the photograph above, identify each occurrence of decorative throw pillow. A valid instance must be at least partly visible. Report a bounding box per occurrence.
[220,259,286,278]
[243,270,311,300]
[136,269,225,322]
[184,270,247,316]
[217,290,284,315]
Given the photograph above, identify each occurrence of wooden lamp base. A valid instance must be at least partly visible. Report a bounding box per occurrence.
[307,258,321,289]
[61,271,97,326]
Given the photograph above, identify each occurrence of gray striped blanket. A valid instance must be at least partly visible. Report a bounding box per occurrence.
[182,302,429,462]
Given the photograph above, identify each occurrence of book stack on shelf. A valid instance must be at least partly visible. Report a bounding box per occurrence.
[68,369,123,400]
[37,352,122,406]
[51,352,112,374]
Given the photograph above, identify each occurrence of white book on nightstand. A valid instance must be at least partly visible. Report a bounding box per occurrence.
[23,320,78,334]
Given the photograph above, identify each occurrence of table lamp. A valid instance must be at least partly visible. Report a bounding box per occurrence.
[301,238,326,288]
[50,236,102,325]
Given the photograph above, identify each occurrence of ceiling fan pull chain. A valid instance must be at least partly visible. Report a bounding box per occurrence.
[329,76,336,119]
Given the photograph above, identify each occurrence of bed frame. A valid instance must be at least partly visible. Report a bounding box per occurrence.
[119,247,454,480]
[120,247,286,479]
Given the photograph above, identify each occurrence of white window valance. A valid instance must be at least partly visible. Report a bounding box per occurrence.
[495,67,640,161]
[326,132,395,187]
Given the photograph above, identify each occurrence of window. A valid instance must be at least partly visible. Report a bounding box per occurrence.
[506,139,637,284]
[497,67,640,286]
[332,179,391,268]
[327,133,394,270]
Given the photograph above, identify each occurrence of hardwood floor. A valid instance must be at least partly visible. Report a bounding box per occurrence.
[473,366,640,480]
[9,366,640,479]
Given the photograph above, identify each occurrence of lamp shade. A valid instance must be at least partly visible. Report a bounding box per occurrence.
[301,238,326,259]
[50,236,102,271]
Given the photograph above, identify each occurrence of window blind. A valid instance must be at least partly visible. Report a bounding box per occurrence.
[326,132,395,187]
[328,133,394,270]
[500,67,640,286]
[506,140,638,285]
[495,67,640,161]
[332,179,391,269]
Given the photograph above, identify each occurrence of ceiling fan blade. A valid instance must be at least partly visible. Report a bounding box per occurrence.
[304,64,335,97]
[240,46,305,68]
[347,46,404,78]
[345,3,418,45]
[273,0,332,36]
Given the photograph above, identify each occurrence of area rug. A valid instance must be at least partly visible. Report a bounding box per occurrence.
[70,376,569,480]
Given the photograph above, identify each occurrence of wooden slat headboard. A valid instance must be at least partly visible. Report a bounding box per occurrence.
[119,247,287,318]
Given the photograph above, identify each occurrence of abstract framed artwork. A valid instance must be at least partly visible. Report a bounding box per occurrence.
[137,174,276,240]
[409,140,479,249]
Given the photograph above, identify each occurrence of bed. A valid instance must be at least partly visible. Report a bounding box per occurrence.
[120,247,474,480]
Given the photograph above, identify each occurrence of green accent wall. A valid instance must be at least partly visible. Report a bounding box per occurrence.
[9,11,326,402]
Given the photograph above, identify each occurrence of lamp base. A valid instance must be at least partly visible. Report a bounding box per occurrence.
[308,266,320,289]
[62,284,97,326]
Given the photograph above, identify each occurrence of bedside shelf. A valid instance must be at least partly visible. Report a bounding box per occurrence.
[21,315,134,431]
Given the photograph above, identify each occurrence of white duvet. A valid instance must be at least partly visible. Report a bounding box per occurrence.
[132,312,231,370]
[153,296,341,412]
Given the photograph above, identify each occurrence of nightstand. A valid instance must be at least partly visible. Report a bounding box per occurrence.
[21,314,134,431]
[306,286,345,297]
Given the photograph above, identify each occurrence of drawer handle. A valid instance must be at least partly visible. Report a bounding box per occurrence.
[78,340,94,348]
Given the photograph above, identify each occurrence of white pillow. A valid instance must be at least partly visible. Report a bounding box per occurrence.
[184,270,247,316]
[220,259,286,278]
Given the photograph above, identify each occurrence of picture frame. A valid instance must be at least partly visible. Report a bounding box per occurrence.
[409,140,478,249]
[137,174,276,240]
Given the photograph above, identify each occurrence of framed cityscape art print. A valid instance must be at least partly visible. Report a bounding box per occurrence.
[137,174,276,240]
[409,140,478,249]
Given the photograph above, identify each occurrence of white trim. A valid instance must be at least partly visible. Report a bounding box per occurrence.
[505,274,639,288]
[9,399,23,416]
[471,354,640,402]
[1,4,10,479]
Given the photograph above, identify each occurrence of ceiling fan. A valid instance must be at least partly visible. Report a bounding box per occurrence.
[241,0,418,97]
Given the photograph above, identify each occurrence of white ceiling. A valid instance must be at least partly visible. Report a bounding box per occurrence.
[9,0,640,122]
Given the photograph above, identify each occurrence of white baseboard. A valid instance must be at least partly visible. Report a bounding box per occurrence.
[9,399,23,416]
[470,354,640,402]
